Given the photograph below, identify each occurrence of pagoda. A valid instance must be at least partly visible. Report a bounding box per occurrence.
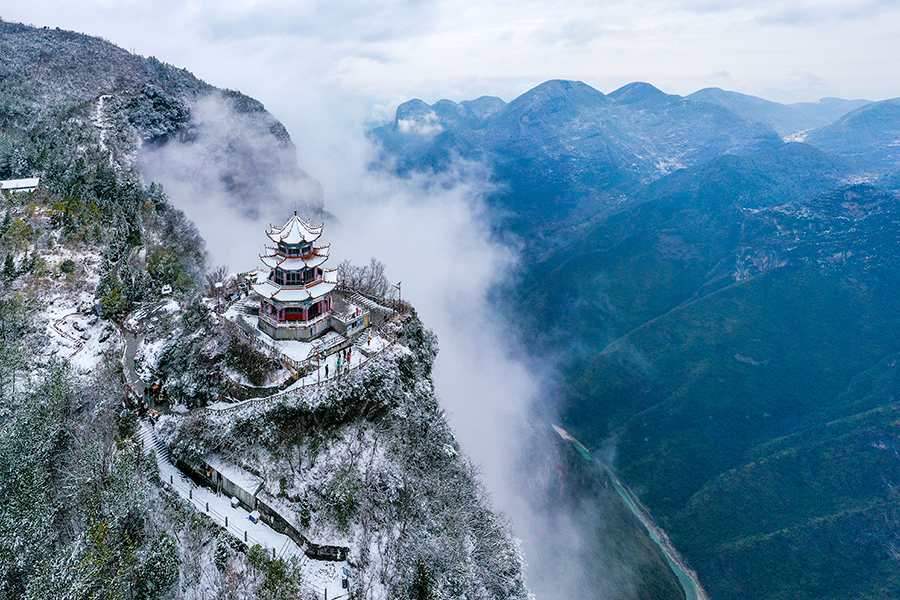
[251,212,338,340]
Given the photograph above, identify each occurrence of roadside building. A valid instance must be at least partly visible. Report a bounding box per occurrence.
[0,177,40,193]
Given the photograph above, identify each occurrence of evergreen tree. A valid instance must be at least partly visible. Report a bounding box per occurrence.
[134,533,179,600]
[2,255,15,280]
[0,210,10,237]
[0,297,25,401]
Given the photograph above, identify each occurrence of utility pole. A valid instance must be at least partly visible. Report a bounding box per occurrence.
[392,281,401,312]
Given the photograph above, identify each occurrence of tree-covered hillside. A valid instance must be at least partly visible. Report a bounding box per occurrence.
[0,18,322,219]
[375,81,900,600]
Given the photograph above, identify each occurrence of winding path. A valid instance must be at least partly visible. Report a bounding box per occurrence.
[122,329,145,395]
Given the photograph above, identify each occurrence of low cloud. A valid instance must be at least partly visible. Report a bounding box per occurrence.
[141,67,666,600]
[138,91,323,268]
[396,111,445,136]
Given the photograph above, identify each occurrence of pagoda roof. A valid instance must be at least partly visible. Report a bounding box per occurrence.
[260,245,330,270]
[251,269,338,302]
[266,212,323,245]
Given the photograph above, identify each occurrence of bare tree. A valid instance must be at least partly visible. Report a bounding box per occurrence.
[338,258,393,299]
[207,265,229,296]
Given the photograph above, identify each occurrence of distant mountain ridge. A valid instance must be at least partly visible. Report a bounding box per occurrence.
[372,80,783,227]
[687,87,869,137]
[372,79,900,600]
[804,98,900,176]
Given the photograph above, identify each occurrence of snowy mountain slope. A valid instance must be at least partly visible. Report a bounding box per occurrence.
[155,310,530,600]
[687,87,869,138]
[0,19,322,219]
[370,79,782,234]
[0,20,534,600]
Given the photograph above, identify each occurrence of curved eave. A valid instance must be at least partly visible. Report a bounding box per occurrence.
[260,244,330,270]
[251,280,336,302]
[307,281,336,300]
[250,280,286,300]
[259,254,329,271]
[265,215,324,245]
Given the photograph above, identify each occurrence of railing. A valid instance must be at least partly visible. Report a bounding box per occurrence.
[207,283,407,415]
[257,310,331,330]
[207,319,399,415]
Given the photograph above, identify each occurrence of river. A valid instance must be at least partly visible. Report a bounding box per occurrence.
[550,424,708,600]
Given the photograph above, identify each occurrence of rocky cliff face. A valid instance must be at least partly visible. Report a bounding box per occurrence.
[158,310,531,600]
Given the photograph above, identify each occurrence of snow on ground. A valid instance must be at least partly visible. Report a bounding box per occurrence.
[208,345,374,414]
[69,316,119,372]
[37,244,105,289]
[139,422,347,599]
[41,290,120,370]
[135,336,167,381]
[358,334,390,355]
[223,298,345,364]
[204,454,264,495]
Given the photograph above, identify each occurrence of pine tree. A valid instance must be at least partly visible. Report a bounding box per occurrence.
[135,533,179,600]
[2,255,15,280]
[0,210,10,237]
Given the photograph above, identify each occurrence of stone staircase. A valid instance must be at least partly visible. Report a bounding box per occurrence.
[139,418,171,463]
[345,291,391,314]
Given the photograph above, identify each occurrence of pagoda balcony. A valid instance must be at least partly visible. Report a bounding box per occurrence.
[264,244,330,260]
[258,309,331,329]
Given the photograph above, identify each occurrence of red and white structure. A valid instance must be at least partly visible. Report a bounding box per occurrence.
[251,212,337,340]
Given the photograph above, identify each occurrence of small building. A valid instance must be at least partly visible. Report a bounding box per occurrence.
[200,455,264,511]
[182,455,350,562]
[330,294,370,337]
[0,177,40,193]
[251,212,338,341]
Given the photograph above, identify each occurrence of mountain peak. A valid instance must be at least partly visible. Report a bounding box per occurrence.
[523,79,607,101]
[502,80,609,119]
[608,81,670,105]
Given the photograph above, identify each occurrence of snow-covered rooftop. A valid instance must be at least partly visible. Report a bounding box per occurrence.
[0,177,40,192]
[266,212,323,245]
[203,454,264,496]
[260,246,330,270]
[251,277,337,302]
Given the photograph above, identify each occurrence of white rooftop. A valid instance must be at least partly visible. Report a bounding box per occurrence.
[0,177,39,192]
[260,246,330,271]
[203,454,264,496]
[266,213,323,245]
[251,279,337,302]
